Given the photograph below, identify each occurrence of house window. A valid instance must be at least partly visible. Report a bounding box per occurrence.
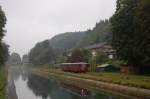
[108,54,113,59]
[92,50,97,56]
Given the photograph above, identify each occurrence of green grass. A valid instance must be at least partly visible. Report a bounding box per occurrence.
[88,72,150,89]
[44,69,150,89]
[0,69,6,99]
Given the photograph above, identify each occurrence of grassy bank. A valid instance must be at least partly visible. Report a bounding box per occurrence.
[0,69,6,99]
[40,69,150,89]
[88,72,150,89]
[33,68,150,98]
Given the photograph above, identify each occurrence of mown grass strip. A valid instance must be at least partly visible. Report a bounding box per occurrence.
[0,69,6,99]
[32,68,150,99]
[42,69,150,90]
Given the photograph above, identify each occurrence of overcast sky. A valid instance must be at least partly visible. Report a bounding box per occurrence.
[0,0,116,56]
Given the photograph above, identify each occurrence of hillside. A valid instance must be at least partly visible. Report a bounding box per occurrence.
[49,32,86,50]
[77,20,112,47]
[49,20,111,50]
[29,40,56,65]
[29,19,112,65]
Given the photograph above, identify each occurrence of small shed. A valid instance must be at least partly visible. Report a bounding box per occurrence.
[96,64,119,72]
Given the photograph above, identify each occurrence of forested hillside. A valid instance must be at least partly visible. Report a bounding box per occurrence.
[29,40,56,65]
[49,20,111,50]
[49,32,86,50]
[29,19,111,66]
[77,20,111,47]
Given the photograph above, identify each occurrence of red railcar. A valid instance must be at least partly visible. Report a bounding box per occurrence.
[61,62,89,73]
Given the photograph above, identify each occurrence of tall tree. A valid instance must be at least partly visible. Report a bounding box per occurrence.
[0,6,7,66]
[111,0,150,73]
[0,6,6,41]
[111,0,138,65]
[135,0,150,73]
[7,53,21,66]
[29,40,57,66]
[67,49,91,63]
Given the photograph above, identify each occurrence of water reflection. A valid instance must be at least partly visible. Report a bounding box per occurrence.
[27,74,53,99]
[60,83,90,97]
[10,67,127,99]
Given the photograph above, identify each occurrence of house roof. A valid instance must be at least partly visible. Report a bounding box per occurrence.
[84,42,107,50]
[97,64,110,68]
[61,62,89,65]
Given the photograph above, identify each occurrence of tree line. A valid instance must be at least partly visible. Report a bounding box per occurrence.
[0,6,9,68]
[28,20,111,66]
[111,0,150,73]
[28,0,150,74]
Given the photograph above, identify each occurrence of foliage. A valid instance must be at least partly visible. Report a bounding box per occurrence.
[135,0,150,67]
[0,6,7,66]
[111,0,138,65]
[29,32,87,66]
[88,51,110,72]
[78,20,112,47]
[0,6,6,41]
[0,43,9,66]
[108,59,127,68]
[67,49,92,63]
[29,40,57,66]
[0,6,7,99]
[22,54,29,65]
[29,19,112,66]
[0,69,6,99]
[55,55,67,64]
[93,51,109,64]
[49,20,111,51]
[7,52,21,65]
[110,0,150,72]
[49,32,86,51]
[88,58,97,72]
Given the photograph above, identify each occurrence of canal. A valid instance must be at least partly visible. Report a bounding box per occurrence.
[9,67,128,99]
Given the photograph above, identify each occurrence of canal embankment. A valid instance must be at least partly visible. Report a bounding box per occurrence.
[0,69,6,99]
[33,68,150,99]
[6,69,18,99]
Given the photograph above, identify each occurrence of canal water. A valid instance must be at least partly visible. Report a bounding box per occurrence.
[9,67,128,99]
